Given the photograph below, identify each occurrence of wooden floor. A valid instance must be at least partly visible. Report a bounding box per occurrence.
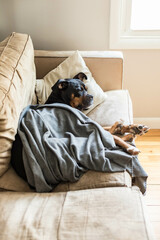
[135,129,160,240]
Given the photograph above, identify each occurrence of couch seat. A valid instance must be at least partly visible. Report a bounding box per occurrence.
[0,187,154,240]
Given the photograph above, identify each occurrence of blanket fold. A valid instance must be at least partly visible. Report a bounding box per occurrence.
[17,103,148,193]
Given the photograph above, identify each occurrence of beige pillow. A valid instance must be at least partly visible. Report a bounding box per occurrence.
[0,32,36,177]
[35,50,106,114]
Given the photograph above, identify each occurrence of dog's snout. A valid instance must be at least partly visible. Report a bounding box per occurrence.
[89,94,93,99]
[86,94,93,103]
[87,94,93,101]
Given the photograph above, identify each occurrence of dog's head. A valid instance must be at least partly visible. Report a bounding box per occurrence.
[45,72,93,111]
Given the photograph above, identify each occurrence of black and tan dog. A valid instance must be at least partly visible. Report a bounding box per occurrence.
[46,72,149,155]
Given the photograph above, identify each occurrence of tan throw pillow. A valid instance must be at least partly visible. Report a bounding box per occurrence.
[0,32,36,176]
[35,50,106,114]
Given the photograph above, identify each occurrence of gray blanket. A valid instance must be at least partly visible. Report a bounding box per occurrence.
[17,103,148,194]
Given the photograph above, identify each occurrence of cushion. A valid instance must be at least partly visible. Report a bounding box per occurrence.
[0,187,154,240]
[0,168,131,192]
[87,90,133,126]
[54,170,131,192]
[0,32,36,176]
[0,167,32,192]
[35,50,106,114]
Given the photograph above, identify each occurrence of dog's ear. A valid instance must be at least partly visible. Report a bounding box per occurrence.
[53,79,68,90]
[58,80,68,90]
[73,72,87,81]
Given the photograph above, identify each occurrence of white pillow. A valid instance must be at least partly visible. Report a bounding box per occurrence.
[35,50,106,114]
[87,90,133,126]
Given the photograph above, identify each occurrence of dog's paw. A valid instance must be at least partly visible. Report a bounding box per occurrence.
[121,133,135,142]
[126,146,140,155]
[129,124,150,136]
[113,120,124,134]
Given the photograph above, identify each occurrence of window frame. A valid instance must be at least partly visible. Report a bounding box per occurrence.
[109,0,160,49]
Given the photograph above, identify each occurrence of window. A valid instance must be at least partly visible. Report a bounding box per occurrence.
[109,0,160,49]
[131,0,160,30]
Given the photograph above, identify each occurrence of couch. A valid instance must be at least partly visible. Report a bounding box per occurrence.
[0,32,155,240]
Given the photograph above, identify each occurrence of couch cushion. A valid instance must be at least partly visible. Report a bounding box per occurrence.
[87,90,133,126]
[0,167,32,192]
[0,168,131,192]
[54,170,131,192]
[35,50,106,114]
[0,32,36,176]
[0,187,154,240]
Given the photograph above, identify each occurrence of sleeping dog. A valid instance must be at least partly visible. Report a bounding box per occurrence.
[46,72,149,155]
[11,72,149,182]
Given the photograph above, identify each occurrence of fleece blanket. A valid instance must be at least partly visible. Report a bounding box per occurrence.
[17,103,148,194]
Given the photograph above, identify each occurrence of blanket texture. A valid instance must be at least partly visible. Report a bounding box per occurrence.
[17,103,148,193]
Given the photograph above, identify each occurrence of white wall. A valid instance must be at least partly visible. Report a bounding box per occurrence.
[0,0,110,50]
[0,0,160,122]
[123,50,160,117]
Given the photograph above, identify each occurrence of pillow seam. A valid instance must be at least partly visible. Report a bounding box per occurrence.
[0,34,30,113]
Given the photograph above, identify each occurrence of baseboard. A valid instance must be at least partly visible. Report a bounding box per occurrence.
[133,118,160,129]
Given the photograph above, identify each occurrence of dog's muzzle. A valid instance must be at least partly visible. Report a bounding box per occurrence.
[82,94,93,110]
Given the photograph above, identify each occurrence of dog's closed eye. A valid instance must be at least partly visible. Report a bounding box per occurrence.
[81,85,88,91]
